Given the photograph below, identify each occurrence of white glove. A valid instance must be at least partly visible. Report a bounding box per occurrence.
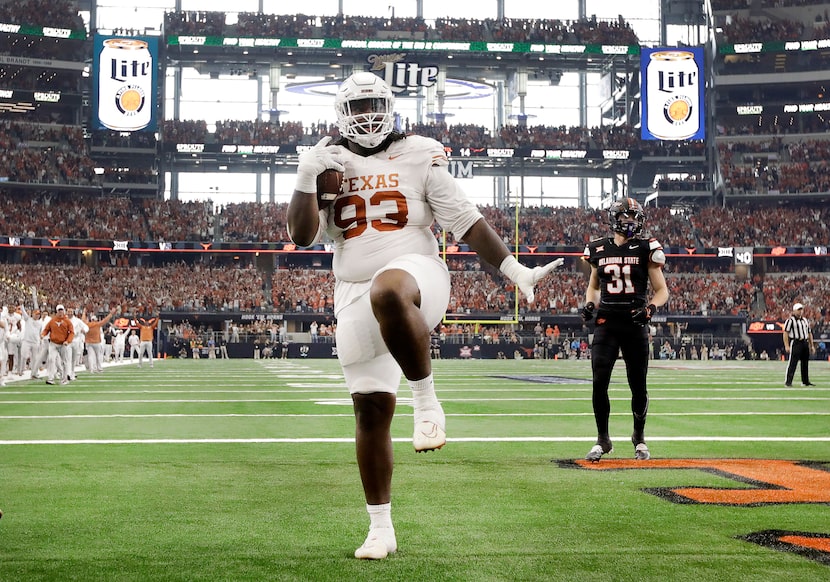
[295,136,344,193]
[499,256,564,304]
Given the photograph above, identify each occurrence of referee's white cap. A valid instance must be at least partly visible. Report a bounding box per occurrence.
[793,303,804,310]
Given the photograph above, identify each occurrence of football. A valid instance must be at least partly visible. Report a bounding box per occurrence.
[316,168,343,206]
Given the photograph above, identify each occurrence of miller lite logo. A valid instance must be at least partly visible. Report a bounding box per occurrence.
[97,37,155,132]
[368,53,438,94]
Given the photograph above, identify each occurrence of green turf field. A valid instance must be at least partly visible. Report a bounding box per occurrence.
[1,358,828,581]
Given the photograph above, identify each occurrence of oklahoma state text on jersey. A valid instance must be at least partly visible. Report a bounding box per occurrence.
[583,237,666,314]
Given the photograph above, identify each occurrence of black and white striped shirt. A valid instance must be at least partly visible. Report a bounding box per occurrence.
[784,316,811,340]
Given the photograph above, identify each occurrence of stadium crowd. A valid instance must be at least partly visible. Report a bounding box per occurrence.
[0,0,828,360]
[718,139,830,197]
[24,111,830,198]
[163,11,639,45]
[2,191,829,248]
[0,262,265,314]
[1,261,828,326]
[712,1,830,9]
[4,119,712,189]
[0,0,84,30]
[159,119,706,156]
[0,192,213,241]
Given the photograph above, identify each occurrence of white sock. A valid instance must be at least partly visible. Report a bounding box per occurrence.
[408,374,444,428]
[367,502,393,530]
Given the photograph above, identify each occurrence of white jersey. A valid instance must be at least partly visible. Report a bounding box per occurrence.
[319,135,482,283]
[6,313,22,342]
[39,315,52,339]
[70,316,88,342]
[21,309,43,343]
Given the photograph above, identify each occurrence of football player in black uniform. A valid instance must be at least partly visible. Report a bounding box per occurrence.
[581,198,669,461]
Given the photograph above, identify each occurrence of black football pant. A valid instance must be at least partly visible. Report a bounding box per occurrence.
[785,339,811,385]
[590,316,650,442]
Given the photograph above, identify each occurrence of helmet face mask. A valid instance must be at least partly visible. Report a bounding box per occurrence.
[335,72,395,149]
[609,198,645,238]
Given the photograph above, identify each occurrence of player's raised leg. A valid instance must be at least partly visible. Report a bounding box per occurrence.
[370,259,449,452]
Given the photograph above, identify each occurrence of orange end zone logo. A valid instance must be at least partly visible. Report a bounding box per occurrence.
[558,458,830,505]
[558,458,830,566]
[740,531,830,566]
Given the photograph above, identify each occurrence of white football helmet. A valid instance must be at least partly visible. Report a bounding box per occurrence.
[335,72,395,149]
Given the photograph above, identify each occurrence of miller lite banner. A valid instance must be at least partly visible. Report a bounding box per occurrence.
[92,35,159,132]
[368,54,438,94]
[641,47,704,141]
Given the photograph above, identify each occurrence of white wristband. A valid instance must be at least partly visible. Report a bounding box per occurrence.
[295,171,317,194]
[498,255,526,283]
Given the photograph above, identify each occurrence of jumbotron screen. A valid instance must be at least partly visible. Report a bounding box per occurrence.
[92,35,159,133]
[641,46,705,141]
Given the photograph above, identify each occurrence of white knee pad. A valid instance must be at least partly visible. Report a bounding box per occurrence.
[335,296,388,368]
[342,352,401,395]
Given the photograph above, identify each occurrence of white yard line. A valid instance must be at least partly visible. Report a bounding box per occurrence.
[1,397,828,404]
[0,411,828,420]
[1,436,829,445]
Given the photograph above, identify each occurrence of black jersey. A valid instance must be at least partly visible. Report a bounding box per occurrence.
[583,236,665,314]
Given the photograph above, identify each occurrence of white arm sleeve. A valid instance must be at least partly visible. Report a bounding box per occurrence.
[424,164,483,240]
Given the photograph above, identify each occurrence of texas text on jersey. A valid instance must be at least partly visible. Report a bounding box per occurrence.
[583,236,666,314]
[319,134,481,284]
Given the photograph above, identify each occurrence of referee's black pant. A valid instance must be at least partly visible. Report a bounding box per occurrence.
[785,339,811,386]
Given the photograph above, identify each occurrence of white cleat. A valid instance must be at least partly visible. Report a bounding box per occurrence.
[634,443,651,460]
[585,442,613,462]
[413,420,446,452]
[354,528,397,560]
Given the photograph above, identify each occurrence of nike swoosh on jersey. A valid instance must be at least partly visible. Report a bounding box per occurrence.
[388,154,403,159]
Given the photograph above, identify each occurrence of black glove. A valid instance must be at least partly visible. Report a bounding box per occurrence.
[581,302,596,322]
[632,303,656,325]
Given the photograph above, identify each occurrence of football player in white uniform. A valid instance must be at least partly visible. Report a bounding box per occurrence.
[287,72,563,560]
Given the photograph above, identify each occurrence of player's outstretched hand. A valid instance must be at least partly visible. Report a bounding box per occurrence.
[295,136,344,193]
[499,256,564,304]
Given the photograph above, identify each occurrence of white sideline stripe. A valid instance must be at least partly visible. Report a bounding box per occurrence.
[1,436,829,445]
[0,399,327,404]
[2,397,829,404]
[1,411,828,420]
[0,390,347,395]
[0,413,358,419]
[1,386,825,395]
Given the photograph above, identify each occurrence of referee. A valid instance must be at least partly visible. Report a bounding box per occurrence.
[783,302,815,387]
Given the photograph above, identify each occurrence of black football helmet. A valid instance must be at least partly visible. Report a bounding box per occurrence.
[609,197,645,238]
